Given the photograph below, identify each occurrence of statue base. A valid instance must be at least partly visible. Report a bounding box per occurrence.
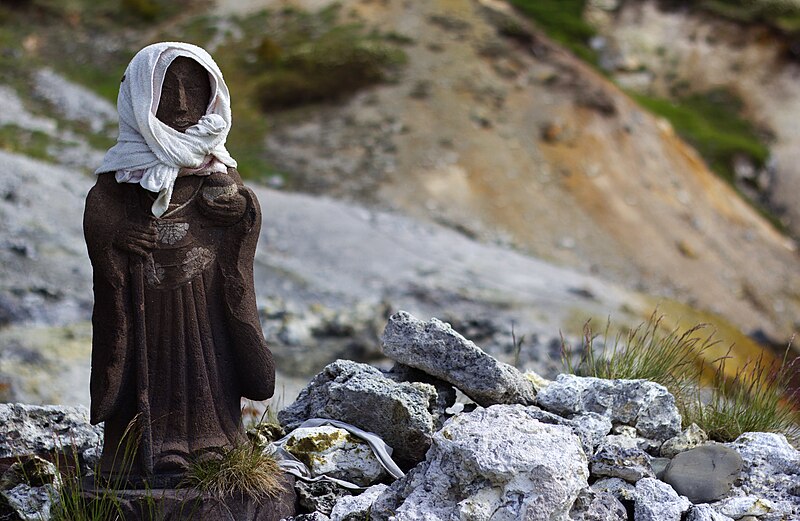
[81,474,296,521]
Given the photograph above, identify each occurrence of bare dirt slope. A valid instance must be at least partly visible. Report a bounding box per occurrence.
[253,0,799,341]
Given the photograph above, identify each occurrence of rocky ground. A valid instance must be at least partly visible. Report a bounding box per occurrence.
[1,312,797,521]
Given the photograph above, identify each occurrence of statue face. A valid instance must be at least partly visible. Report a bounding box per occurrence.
[156,56,212,132]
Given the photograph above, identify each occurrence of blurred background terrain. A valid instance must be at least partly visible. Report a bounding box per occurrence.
[0,0,798,408]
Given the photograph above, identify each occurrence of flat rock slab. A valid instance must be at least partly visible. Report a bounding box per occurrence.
[381,311,536,407]
[662,444,742,504]
[82,474,296,521]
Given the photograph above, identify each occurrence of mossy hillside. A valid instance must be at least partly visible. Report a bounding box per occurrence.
[507,0,597,63]
[667,0,800,34]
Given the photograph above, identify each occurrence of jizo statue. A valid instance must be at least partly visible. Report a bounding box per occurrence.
[84,42,275,481]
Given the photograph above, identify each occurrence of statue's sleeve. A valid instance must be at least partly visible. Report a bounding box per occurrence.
[83,174,133,424]
[221,168,276,400]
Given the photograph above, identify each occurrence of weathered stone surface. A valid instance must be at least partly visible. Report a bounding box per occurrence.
[650,457,670,479]
[371,405,588,521]
[381,311,536,407]
[662,444,742,503]
[536,374,681,441]
[685,504,734,521]
[592,478,636,504]
[286,514,331,521]
[516,406,611,456]
[278,360,436,467]
[568,488,627,520]
[385,363,456,430]
[590,443,654,483]
[633,478,691,521]
[330,484,388,521]
[0,456,59,490]
[726,432,800,519]
[660,423,708,458]
[713,496,775,518]
[0,483,55,521]
[295,480,351,516]
[284,426,388,487]
[0,404,102,462]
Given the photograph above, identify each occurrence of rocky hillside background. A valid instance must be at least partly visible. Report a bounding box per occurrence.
[0,0,798,407]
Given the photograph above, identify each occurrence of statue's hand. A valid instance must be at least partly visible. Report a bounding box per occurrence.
[198,190,247,225]
[113,224,157,256]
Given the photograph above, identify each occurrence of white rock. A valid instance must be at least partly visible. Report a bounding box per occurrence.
[371,404,589,521]
[330,484,388,521]
[284,426,387,487]
[661,423,708,458]
[633,478,691,521]
[536,374,681,441]
[0,483,56,521]
[0,404,102,460]
[726,432,800,518]
[34,68,117,134]
[714,496,776,518]
[685,504,734,521]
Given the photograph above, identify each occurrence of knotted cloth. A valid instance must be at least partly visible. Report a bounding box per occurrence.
[96,42,237,217]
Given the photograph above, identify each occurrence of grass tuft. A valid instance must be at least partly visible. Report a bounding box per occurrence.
[563,313,800,444]
[682,344,800,445]
[506,0,597,63]
[182,444,285,502]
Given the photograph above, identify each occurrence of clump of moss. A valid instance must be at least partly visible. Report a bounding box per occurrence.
[506,0,597,63]
[253,25,407,110]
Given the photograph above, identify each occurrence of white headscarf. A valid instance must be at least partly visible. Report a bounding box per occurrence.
[96,42,237,217]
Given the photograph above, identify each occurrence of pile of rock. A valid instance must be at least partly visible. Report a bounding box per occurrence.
[1,311,798,521]
[280,311,800,521]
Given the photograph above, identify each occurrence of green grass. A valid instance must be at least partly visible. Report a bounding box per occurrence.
[0,125,56,162]
[182,443,285,502]
[507,0,598,63]
[563,313,800,444]
[631,89,769,185]
[690,0,800,33]
[683,346,800,445]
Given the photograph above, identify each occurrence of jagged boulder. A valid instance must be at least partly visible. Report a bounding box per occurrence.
[371,404,588,521]
[568,488,628,521]
[535,374,681,441]
[725,432,800,519]
[278,360,437,467]
[330,484,388,521]
[381,311,536,407]
[0,404,102,462]
[633,478,691,521]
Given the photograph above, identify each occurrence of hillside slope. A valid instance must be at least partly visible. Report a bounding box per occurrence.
[256,0,798,341]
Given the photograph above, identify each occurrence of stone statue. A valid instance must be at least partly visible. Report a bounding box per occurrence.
[84,42,276,482]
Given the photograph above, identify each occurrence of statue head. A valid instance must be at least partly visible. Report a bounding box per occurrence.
[156,56,212,133]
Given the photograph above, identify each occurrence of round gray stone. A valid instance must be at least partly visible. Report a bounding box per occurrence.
[662,444,743,503]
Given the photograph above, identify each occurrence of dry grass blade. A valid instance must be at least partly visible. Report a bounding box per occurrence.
[182,444,285,502]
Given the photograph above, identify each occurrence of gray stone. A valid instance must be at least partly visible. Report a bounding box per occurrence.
[535,374,681,441]
[278,360,437,467]
[0,456,60,490]
[726,432,800,519]
[650,457,670,479]
[0,483,55,521]
[633,478,691,521]
[662,444,742,503]
[505,406,611,456]
[286,514,331,521]
[713,496,775,518]
[591,478,636,503]
[661,423,708,458]
[568,488,627,520]
[284,426,388,487]
[385,363,456,430]
[371,404,588,521]
[0,404,102,464]
[590,443,654,483]
[33,68,118,134]
[685,504,734,521]
[601,433,660,455]
[380,311,537,407]
[330,484,388,521]
[295,480,350,516]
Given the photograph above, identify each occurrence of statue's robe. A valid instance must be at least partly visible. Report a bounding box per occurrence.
[83,170,274,477]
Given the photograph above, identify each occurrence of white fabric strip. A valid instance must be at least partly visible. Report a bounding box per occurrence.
[96,42,237,217]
